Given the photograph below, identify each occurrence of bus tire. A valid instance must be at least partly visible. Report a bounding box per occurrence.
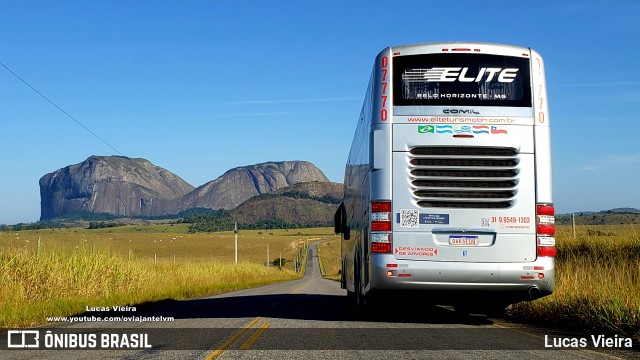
[354,252,367,308]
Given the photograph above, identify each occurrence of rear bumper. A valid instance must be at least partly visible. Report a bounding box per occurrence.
[368,254,554,301]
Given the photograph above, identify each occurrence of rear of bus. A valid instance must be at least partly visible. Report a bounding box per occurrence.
[369,43,554,306]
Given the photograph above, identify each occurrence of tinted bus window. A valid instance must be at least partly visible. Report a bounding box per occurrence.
[393,53,532,107]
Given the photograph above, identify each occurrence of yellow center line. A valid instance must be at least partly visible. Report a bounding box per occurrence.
[239,322,270,350]
[204,317,262,360]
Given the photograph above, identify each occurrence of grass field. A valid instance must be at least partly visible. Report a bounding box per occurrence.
[317,237,341,281]
[0,225,334,330]
[317,224,640,341]
[511,224,640,341]
[5,223,638,340]
[0,225,332,267]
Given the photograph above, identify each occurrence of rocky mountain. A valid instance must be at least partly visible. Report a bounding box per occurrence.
[186,181,344,231]
[40,157,331,220]
[39,156,194,219]
[231,182,343,227]
[171,161,330,212]
[271,181,343,199]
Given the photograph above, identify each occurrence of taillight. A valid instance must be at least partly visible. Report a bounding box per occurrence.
[536,204,555,257]
[371,202,391,213]
[371,221,391,231]
[537,225,555,236]
[537,204,554,215]
[537,236,556,257]
[371,201,392,253]
[537,245,557,257]
[372,242,391,253]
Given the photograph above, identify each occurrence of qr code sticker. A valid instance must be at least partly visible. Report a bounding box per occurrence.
[400,209,420,228]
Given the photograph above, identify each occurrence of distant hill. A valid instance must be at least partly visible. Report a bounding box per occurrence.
[40,157,331,220]
[186,182,344,231]
[232,182,343,227]
[557,208,640,225]
[171,161,330,212]
[607,207,640,214]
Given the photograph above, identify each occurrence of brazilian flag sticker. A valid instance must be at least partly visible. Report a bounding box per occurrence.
[418,125,434,134]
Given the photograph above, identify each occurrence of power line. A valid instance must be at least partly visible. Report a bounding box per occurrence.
[0,61,125,156]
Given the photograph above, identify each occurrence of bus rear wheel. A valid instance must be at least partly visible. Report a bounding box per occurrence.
[354,253,368,308]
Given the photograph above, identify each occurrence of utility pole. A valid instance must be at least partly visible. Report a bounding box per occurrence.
[234,222,238,264]
[267,243,270,268]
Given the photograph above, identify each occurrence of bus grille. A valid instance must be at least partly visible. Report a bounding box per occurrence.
[409,146,519,209]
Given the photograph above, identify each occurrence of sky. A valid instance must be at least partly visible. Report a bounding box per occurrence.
[1,0,639,224]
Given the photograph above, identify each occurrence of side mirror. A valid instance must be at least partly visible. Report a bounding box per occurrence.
[334,203,350,240]
[334,203,344,234]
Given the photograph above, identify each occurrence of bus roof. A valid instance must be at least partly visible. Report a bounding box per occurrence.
[388,42,532,58]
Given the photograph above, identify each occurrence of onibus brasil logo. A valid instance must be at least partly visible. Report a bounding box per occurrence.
[6,330,152,349]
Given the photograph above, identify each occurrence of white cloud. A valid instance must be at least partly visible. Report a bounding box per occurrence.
[577,165,599,171]
[216,96,361,105]
[550,81,640,89]
[578,154,640,171]
[606,154,640,163]
[558,92,640,104]
[210,111,296,118]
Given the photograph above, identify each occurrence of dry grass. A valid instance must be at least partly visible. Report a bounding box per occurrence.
[317,237,342,281]
[0,226,333,329]
[511,224,640,341]
[316,225,640,340]
[0,226,333,268]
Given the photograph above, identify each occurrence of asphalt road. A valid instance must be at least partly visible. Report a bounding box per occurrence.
[1,243,638,359]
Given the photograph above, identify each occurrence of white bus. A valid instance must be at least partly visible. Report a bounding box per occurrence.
[334,42,555,315]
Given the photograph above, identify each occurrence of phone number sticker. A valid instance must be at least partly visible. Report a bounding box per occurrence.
[491,216,531,224]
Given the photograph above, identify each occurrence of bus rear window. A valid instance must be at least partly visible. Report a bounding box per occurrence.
[393,53,532,107]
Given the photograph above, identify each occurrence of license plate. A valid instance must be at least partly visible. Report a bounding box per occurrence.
[449,235,479,246]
